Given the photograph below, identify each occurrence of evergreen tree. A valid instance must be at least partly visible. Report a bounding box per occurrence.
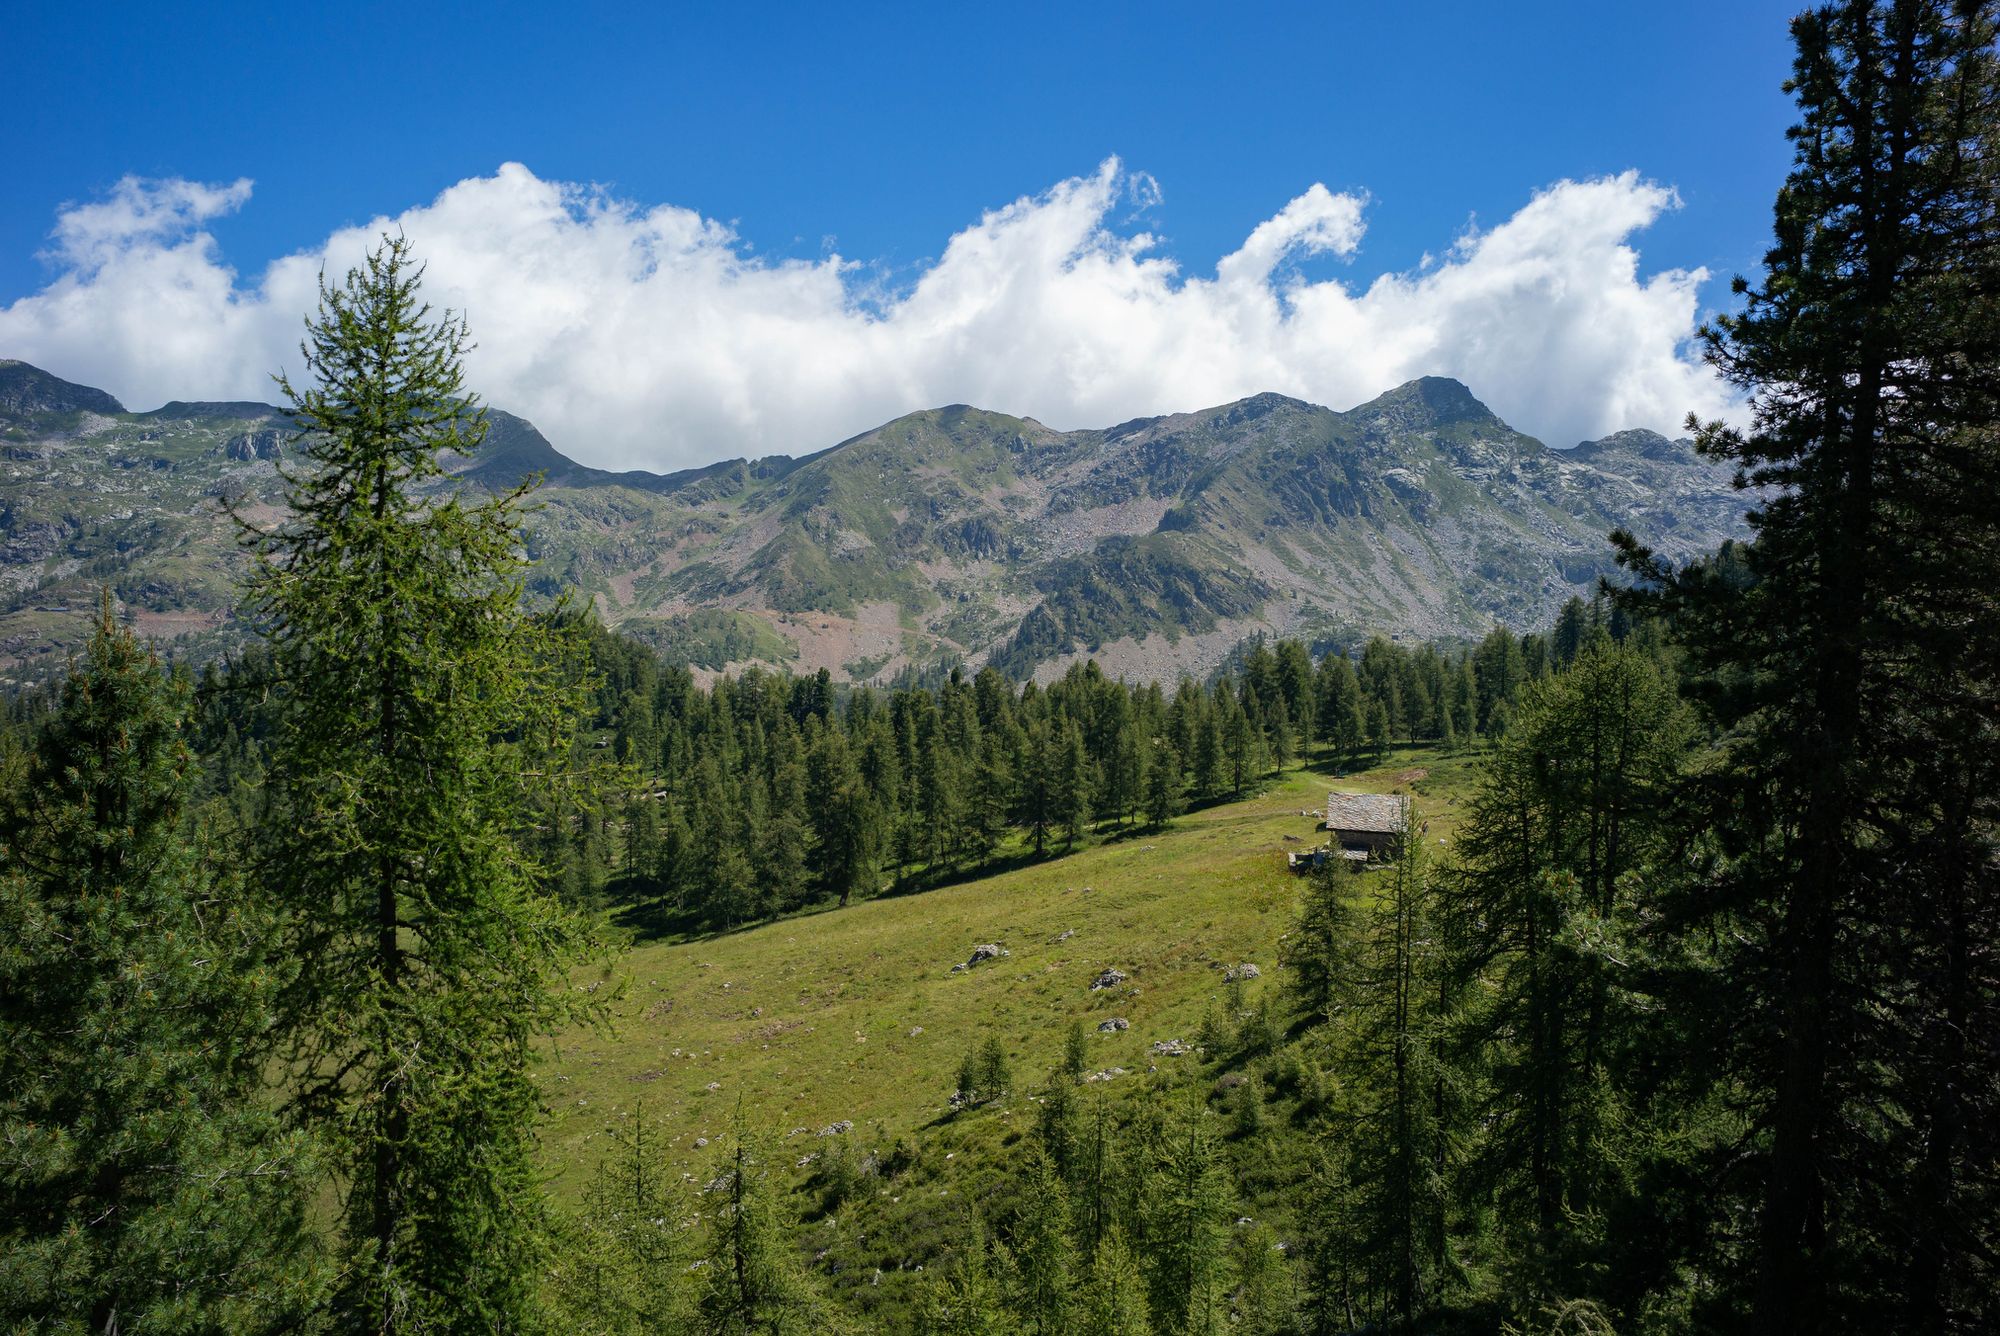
[1143,738,1184,830]
[1222,696,1258,795]
[1062,1018,1090,1083]
[0,608,320,1332]
[918,1219,1012,1336]
[759,730,813,913]
[1366,699,1392,762]
[1230,1222,1293,1335]
[965,731,1014,865]
[1295,1146,1361,1336]
[1190,708,1225,800]
[552,1103,688,1332]
[1038,1069,1083,1179]
[1072,1095,1123,1260]
[1015,719,1057,856]
[1285,861,1361,1023]
[1314,653,1366,767]
[1338,834,1455,1327]
[1053,720,1093,850]
[1614,5,2000,1327]
[1010,1147,1075,1334]
[1139,1099,1231,1335]
[241,239,603,1329]
[1076,1228,1153,1336]
[808,726,879,908]
[1443,642,1690,1309]
[1265,696,1295,774]
[697,1128,836,1334]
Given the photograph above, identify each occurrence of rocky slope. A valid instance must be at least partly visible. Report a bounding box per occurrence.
[0,360,1747,684]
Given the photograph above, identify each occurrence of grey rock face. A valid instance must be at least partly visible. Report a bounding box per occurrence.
[224,429,285,461]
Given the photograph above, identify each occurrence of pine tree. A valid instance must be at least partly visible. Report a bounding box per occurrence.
[1011,1147,1075,1334]
[1016,718,1057,856]
[1294,1146,1361,1336]
[1062,1018,1090,1083]
[698,1128,836,1334]
[759,729,813,913]
[1076,1228,1153,1336]
[1143,738,1184,830]
[808,725,879,908]
[1139,1098,1231,1335]
[1284,861,1360,1023]
[0,607,320,1331]
[918,1218,1013,1336]
[1222,697,1258,795]
[1072,1094,1123,1260]
[1344,834,1453,1327]
[1266,696,1294,774]
[552,1103,688,1332]
[965,731,1015,866]
[1614,6,2000,1327]
[240,238,603,1328]
[1190,708,1225,800]
[1230,1222,1293,1335]
[1442,641,1689,1307]
[1053,720,1093,850]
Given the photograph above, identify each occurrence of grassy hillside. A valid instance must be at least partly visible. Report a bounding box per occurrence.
[538,742,1480,1323]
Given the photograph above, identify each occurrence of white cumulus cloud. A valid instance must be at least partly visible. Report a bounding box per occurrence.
[0,159,1737,470]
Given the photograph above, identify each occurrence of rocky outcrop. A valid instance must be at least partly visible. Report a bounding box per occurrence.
[224,429,285,461]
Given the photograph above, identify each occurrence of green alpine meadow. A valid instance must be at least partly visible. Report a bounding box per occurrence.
[1,3,1996,1333]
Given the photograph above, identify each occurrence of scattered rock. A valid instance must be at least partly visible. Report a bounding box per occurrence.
[819,1120,853,1137]
[1085,1067,1128,1083]
[907,1026,924,1037]
[1283,834,1302,843]
[964,943,1009,968]
[1224,963,1262,982]
[693,1136,709,1149]
[1097,1017,1130,1032]
[1151,1039,1191,1057]
[950,963,965,974]
[1050,928,1076,944]
[1090,968,1128,991]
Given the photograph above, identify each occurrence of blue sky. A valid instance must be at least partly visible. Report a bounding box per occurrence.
[2,1,1803,468]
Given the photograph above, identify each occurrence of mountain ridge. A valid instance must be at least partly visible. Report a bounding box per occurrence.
[0,359,1748,684]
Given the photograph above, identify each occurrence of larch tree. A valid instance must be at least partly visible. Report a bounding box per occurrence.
[0,605,320,1332]
[240,237,604,1330]
[1139,1098,1232,1335]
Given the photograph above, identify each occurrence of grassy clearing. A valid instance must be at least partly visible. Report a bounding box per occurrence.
[538,741,1481,1195]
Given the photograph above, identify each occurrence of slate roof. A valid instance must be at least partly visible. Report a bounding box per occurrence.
[1325,791,1407,835]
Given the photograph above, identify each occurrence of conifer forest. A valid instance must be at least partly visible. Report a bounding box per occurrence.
[1,3,1996,1333]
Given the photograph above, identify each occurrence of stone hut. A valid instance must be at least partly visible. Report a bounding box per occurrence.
[1323,791,1409,862]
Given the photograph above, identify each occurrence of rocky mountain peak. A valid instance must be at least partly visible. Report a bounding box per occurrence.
[0,360,126,419]
[1351,375,1500,432]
